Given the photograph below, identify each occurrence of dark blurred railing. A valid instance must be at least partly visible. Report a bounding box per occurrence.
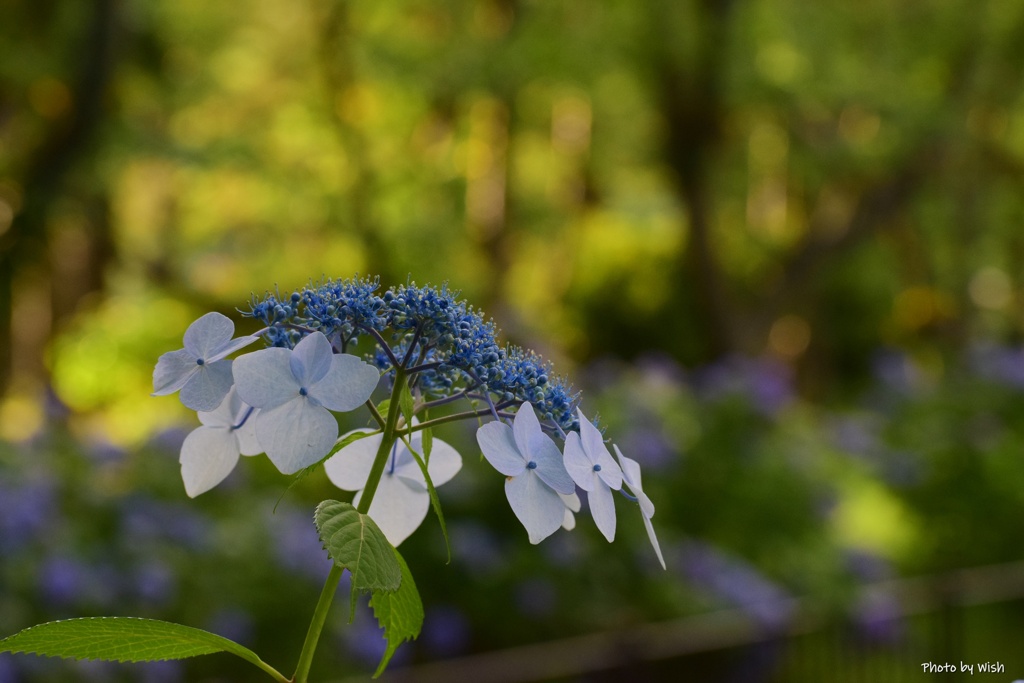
[335,561,1024,683]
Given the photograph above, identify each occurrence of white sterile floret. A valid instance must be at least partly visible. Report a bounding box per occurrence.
[179,387,261,497]
[233,332,380,474]
[614,444,666,569]
[564,409,623,542]
[559,492,581,531]
[476,403,576,544]
[153,312,260,411]
[324,430,462,546]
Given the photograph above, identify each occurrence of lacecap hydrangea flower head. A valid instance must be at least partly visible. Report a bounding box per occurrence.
[3,283,675,680]
[154,276,665,565]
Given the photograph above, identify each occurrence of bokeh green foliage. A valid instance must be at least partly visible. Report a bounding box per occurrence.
[4,0,1024,680]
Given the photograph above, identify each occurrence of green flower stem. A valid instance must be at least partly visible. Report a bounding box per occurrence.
[357,368,407,515]
[291,563,344,683]
[291,369,408,683]
[398,407,494,435]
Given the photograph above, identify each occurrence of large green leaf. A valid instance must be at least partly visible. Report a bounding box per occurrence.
[314,500,402,593]
[0,618,287,681]
[369,548,423,678]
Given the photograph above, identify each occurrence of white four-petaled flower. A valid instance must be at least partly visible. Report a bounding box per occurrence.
[179,386,261,497]
[233,332,379,474]
[476,404,575,544]
[614,444,665,569]
[152,312,259,411]
[564,409,623,542]
[324,429,462,546]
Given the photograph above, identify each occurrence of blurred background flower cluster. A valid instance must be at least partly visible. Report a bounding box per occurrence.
[3,0,1024,681]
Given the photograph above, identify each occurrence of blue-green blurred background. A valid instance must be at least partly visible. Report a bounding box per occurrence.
[3,1,1024,681]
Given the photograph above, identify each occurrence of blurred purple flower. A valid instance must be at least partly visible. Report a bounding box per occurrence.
[84,437,127,463]
[829,415,883,460]
[618,428,675,471]
[844,549,891,583]
[121,498,211,551]
[450,521,505,577]
[38,557,89,607]
[636,352,688,390]
[871,349,925,395]
[0,478,55,552]
[675,542,793,630]
[340,603,410,668]
[136,660,184,683]
[693,356,793,416]
[422,604,471,658]
[852,591,903,644]
[148,427,190,455]
[74,659,119,681]
[206,608,255,646]
[968,342,1024,389]
[133,561,177,605]
[38,557,118,609]
[0,655,19,683]
[268,508,332,583]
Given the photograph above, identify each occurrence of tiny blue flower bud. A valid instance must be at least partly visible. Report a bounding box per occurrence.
[526,461,538,470]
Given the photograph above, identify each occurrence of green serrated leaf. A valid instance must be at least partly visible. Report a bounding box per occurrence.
[422,422,433,465]
[376,398,391,417]
[0,618,287,681]
[399,383,414,428]
[401,436,451,562]
[315,500,402,593]
[369,548,423,678]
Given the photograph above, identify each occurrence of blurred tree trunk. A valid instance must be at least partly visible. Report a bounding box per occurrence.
[0,0,118,398]
[652,0,738,362]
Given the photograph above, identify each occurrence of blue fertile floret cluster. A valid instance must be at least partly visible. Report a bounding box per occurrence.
[244,277,580,431]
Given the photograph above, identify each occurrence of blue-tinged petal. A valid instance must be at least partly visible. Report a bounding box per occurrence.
[308,353,379,412]
[511,403,542,459]
[234,347,299,409]
[424,438,462,486]
[197,386,242,428]
[255,398,338,474]
[563,432,596,491]
[183,312,234,359]
[588,481,617,543]
[642,510,666,569]
[180,359,234,412]
[614,444,662,566]
[152,349,199,395]
[354,475,429,546]
[577,410,624,491]
[289,333,334,386]
[531,437,575,495]
[179,426,240,498]
[476,421,525,476]
[210,334,260,361]
[504,472,565,544]
[235,409,262,456]
[596,453,623,491]
[324,431,382,490]
[614,445,654,518]
[395,435,463,491]
[560,492,581,531]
